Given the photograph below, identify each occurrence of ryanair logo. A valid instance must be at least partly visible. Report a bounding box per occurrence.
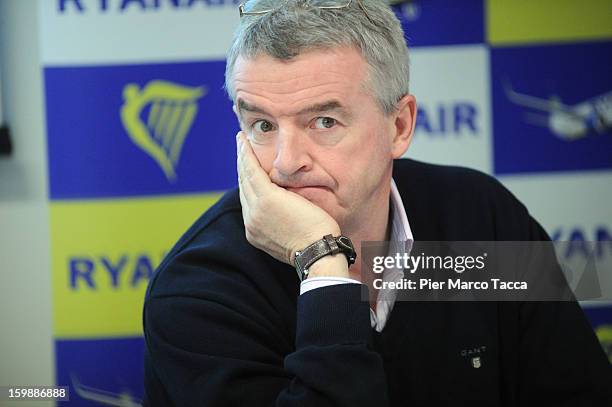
[120,80,206,181]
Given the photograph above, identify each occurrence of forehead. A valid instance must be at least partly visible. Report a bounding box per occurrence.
[232,47,371,115]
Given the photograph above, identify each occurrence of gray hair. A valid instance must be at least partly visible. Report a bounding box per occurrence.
[224,0,410,115]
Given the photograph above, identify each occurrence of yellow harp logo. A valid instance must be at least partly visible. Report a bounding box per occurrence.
[120,80,206,181]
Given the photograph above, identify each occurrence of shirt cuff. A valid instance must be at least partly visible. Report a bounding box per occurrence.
[300,276,361,295]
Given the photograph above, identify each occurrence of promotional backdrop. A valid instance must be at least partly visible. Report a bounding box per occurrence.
[39,0,612,405]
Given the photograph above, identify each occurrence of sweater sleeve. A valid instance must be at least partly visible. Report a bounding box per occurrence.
[143,273,388,407]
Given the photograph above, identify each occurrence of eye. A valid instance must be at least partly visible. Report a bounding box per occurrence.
[312,117,337,129]
[252,120,274,133]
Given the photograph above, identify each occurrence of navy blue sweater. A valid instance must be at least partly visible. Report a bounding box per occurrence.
[143,159,612,406]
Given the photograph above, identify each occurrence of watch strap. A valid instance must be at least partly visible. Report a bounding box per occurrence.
[294,234,356,282]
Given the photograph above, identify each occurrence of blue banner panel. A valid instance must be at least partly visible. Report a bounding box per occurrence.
[55,337,145,406]
[491,41,612,175]
[584,305,612,328]
[44,60,239,200]
[393,0,484,47]
[583,305,612,363]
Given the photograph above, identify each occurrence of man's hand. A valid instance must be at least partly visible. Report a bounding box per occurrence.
[237,131,341,267]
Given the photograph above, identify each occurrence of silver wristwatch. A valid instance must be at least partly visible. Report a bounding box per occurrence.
[294,234,357,282]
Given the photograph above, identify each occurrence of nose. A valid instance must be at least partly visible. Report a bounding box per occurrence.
[272,128,313,176]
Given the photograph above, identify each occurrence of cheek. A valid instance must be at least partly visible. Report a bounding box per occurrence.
[328,152,372,197]
[347,131,393,186]
[347,128,393,170]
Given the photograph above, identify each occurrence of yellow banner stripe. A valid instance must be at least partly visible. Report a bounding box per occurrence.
[487,0,612,46]
[51,192,223,338]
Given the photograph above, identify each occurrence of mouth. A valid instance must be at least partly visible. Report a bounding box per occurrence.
[286,185,327,192]
[285,186,331,198]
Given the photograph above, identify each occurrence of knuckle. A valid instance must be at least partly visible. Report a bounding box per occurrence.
[244,220,258,239]
[249,212,263,230]
[244,229,253,243]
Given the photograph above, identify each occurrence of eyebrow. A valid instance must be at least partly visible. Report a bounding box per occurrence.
[237,99,351,118]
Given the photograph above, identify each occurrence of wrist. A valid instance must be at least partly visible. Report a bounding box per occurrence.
[290,227,341,266]
[293,233,356,282]
[306,254,349,279]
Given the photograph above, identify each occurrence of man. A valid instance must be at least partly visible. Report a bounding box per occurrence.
[143,0,611,405]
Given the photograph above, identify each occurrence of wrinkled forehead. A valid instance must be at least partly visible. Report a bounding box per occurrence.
[231,47,373,106]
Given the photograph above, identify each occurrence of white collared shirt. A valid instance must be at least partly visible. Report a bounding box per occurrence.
[300,179,414,332]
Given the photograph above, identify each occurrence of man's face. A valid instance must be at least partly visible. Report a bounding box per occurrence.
[232,47,413,231]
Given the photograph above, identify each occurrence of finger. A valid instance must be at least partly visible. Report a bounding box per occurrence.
[238,180,250,221]
[236,132,258,205]
[237,131,271,197]
[237,132,268,188]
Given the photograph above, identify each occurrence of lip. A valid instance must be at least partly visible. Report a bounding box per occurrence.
[286,186,329,193]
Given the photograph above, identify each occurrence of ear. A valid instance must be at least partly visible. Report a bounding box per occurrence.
[390,94,417,159]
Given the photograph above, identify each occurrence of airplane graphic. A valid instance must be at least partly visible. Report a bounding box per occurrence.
[71,375,142,407]
[503,80,612,141]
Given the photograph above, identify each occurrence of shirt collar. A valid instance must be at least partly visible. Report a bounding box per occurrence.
[390,178,414,246]
[369,178,414,332]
